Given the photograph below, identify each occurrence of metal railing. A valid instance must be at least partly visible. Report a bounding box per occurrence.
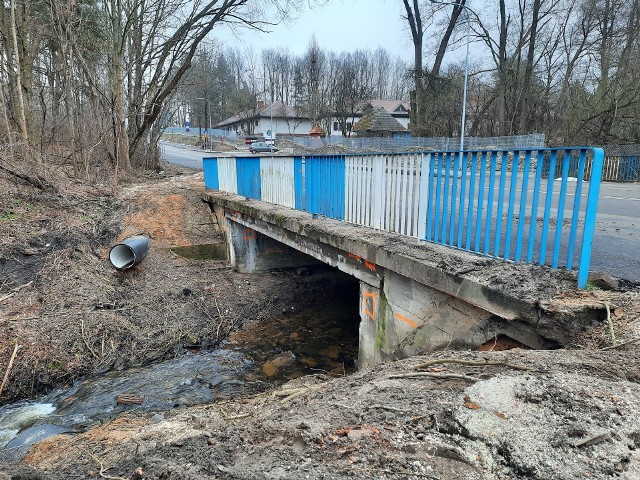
[204,147,604,288]
[289,133,546,152]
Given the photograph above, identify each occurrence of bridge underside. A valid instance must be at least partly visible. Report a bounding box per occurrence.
[204,191,602,369]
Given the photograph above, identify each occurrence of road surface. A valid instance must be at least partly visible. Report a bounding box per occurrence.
[160,142,640,284]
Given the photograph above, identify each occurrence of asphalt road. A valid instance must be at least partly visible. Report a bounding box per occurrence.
[160,142,640,284]
[159,141,211,169]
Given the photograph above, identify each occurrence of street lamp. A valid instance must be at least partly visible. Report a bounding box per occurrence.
[429,0,472,154]
[195,97,212,150]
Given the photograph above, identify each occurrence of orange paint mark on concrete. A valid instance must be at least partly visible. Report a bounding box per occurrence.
[243,228,257,240]
[394,313,418,329]
[348,253,362,261]
[363,291,377,320]
[364,260,377,271]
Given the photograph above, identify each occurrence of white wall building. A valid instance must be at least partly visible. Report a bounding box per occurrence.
[215,101,313,138]
[215,99,411,138]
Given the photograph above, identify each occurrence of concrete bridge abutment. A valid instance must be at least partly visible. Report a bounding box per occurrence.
[206,192,598,370]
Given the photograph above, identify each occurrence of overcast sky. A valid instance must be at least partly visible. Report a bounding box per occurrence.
[213,0,417,61]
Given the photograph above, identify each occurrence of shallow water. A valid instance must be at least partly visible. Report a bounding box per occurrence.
[171,243,227,260]
[0,282,359,457]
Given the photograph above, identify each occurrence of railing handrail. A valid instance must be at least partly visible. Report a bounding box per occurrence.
[204,146,604,288]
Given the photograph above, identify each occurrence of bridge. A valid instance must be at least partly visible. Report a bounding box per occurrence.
[202,148,606,368]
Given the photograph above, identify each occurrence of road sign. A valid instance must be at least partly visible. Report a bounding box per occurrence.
[266,129,272,137]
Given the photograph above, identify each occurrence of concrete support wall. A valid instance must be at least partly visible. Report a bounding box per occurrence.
[358,271,546,369]
[226,219,321,273]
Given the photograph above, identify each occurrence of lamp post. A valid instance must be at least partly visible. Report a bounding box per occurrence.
[429,0,472,154]
[195,96,211,150]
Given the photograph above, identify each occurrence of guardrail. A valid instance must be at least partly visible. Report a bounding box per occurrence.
[204,147,604,288]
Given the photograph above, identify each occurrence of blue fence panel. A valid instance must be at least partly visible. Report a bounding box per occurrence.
[294,157,304,210]
[236,157,262,200]
[203,157,219,190]
[304,155,345,220]
[618,156,640,181]
[422,147,604,288]
[206,147,603,289]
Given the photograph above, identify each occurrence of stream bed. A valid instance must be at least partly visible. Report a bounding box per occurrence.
[0,284,360,462]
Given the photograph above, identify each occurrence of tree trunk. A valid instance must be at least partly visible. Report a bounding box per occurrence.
[518,0,542,133]
[497,0,508,136]
[403,0,424,135]
[9,0,29,161]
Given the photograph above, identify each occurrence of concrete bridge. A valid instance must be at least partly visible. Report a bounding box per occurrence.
[204,188,602,369]
[202,148,606,368]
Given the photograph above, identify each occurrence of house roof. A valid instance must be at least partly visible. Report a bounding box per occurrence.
[360,100,410,116]
[215,101,308,128]
[309,125,325,136]
[352,107,407,133]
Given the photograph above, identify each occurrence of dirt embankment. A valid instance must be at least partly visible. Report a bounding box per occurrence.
[8,349,640,480]
[0,167,335,402]
[1,165,640,479]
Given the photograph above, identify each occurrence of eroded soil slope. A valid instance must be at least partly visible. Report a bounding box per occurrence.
[0,167,335,401]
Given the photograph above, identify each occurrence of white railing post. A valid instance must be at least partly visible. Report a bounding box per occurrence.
[372,155,384,230]
[417,153,431,240]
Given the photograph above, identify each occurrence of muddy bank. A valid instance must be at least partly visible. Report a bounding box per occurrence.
[2,349,639,480]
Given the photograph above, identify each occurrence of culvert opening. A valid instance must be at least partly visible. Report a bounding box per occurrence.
[228,264,361,380]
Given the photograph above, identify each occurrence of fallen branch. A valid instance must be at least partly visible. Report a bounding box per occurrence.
[116,394,144,405]
[214,296,224,339]
[365,404,413,413]
[0,280,34,304]
[0,343,20,397]
[12,280,34,292]
[219,406,252,420]
[274,386,319,403]
[600,336,640,351]
[0,292,15,304]
[413,358,537,372]
[574,432,611,448]
[604,302,616,346]
[79,447,129,480]
[273,388,309,398]
[389,372,482,382]
[0,161,55,192]
[81,319,99,359]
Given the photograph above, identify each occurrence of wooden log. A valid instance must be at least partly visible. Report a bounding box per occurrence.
[116,394,144,405]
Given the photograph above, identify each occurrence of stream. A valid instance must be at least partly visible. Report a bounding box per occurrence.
[0,285,360,462]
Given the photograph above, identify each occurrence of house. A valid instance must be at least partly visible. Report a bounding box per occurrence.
[215,99,411,139]
[351,106,408,137]
[329,99,411,137]
[215,101,312,138]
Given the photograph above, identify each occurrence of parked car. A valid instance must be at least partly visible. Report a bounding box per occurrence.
[244,136,258,144]
[249,142,278,153]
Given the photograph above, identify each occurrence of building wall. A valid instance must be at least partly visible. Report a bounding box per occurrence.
[222,118,313,137]
[255,118,313,136]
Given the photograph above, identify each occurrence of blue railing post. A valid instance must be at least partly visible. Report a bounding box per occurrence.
[578,148,604,288]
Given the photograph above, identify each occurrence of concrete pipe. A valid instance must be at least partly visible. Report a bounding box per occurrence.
[109,235,151,271]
